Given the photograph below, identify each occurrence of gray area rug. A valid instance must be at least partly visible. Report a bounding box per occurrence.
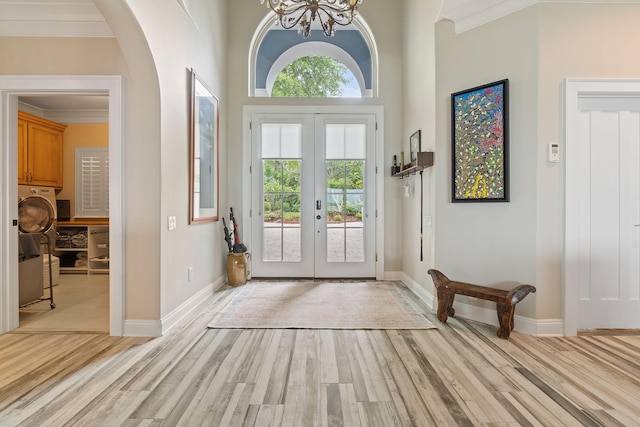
[207,281,436,330]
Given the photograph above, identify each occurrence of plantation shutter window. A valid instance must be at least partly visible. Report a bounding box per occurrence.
[75,148,109,217]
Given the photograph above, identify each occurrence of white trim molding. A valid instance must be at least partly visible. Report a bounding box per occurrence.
[160,277,226,335]
[448,301,564,336]
[17,101,109,124]
[399,272,435,311]
[401,274,563,337]
[0,0,113,38]
[124,276,226,337]
[123,320,162,338]
[436,0,640,34]
[563,78,640,336]
[242,105,385,280]
[437,0,536,34]
[0,75,124,336]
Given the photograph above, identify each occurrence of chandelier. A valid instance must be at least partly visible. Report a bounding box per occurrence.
[260,0,362,38]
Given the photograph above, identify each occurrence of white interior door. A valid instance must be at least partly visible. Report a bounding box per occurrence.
[567,89,640,330]
[250,113,376,278]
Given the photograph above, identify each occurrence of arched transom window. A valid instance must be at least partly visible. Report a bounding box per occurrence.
[251,16,377,98]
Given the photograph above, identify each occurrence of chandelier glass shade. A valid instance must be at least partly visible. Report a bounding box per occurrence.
[260,0,362,38]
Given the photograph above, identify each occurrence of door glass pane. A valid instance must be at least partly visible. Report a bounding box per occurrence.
[262,124,302,158]
[262,125,281,158]
[344,125,365,158]
[262,124,302,263]
[325,123,366,263]
[281,125,302,158]
[325,125,344,159]
[326,124,365,159]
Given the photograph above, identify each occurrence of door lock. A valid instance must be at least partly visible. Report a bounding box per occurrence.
[316,200,322,210]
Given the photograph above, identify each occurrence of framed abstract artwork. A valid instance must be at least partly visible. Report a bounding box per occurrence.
[451,79,509,202]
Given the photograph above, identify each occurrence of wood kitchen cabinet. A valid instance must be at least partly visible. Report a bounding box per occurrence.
[18,111,67,189]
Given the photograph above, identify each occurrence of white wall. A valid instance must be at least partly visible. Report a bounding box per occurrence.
[226,0,405,273]
[114,1,640,328]
[1,0,229,332]
[536,3,640,319]
[427,3,640,324]
[0,32,164,324]
[95,0,163,323]
[400,1,441,295]
[123,0,228,323]
[8,0,635,333]
[434,8,539,319]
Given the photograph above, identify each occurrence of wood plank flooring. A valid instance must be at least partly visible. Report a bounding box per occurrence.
[1,283,639,426]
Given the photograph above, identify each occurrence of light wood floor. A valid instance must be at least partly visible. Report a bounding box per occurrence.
[1,283,639,426]
[18,274,109,333]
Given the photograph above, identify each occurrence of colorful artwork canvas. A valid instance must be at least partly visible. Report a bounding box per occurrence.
[452,79,509,202]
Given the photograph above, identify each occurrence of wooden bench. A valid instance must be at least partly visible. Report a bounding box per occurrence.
[427,269,536,339]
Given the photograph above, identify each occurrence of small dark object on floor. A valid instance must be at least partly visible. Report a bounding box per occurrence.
[427,269,536,339]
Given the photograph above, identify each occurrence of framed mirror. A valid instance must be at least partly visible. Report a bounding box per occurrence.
[189,69,219,223]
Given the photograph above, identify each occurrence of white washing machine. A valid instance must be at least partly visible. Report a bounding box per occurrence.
[18,185,57,214]
[18,185,60,287]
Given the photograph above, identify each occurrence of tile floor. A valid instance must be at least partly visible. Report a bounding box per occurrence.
[18,273,109,333]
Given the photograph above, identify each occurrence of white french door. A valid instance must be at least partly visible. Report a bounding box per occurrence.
[250,113,376,278]
[565,80,640,332]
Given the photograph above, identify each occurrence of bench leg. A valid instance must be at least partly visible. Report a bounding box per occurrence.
[496,303,515,339]
[436,289,456,323]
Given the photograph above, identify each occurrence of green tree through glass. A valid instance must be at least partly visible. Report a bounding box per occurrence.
[271,56,351,97]
[263,160,301,222]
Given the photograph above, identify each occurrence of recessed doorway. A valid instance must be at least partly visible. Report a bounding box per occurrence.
[0,75,124,336]
[245,106,384,279]
[16,94,110,334]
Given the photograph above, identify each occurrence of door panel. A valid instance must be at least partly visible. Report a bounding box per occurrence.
[576,107,640,329]
[314,117,375,277]
[251,113,376,278]
[251,115,315,277]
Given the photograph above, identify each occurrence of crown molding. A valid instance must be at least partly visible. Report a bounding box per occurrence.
[18,101,108,124]
[438,0,537,34]
[43,109,109,124]
[436,0,640,34]
[0,0,113,37]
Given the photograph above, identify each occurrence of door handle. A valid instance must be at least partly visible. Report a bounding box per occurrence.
[316,200,322,210]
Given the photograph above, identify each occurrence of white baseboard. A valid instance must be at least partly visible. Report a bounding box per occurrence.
[399,273,564,337]
[449,302,564,336]
[398,271,435,311]
[123,273,565,337]
[123,275,226,337]
[383,270,404,281]
[123,319,162,337]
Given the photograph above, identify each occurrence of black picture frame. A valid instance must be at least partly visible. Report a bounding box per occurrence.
[410,130,421,164]
[451,79,509,202]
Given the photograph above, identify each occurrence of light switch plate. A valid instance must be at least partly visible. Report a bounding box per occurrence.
[548,143,559,163]
[168,216,177,231]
